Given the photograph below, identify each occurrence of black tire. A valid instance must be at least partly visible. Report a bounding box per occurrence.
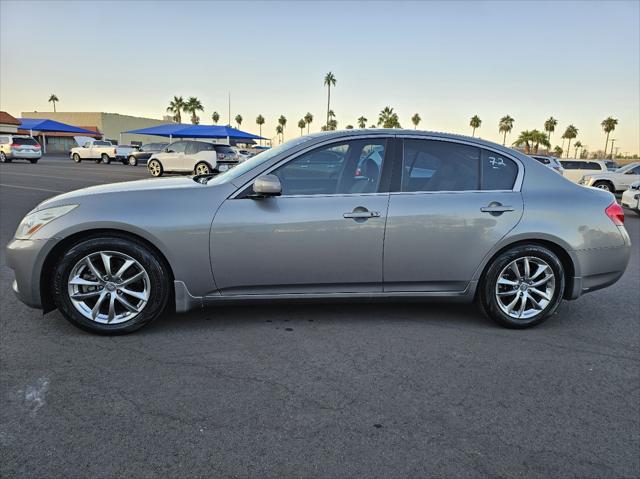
[593,181,614,193]
[53,235,171,335]
[128,156,138,166]
[148,159,163,177]
[30,159,38,164]
[194,161,211,175]
[1,152,11,163]
[73,153,81,163]
[479,244,565,329]
[101,154,111,164]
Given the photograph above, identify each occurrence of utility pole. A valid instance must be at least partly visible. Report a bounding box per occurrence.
[609,139,616,159]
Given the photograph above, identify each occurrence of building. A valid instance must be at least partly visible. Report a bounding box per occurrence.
[0,111,21,134]
[21,111,174,151]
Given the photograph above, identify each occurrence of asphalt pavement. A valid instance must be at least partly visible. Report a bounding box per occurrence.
[1,155,639,478]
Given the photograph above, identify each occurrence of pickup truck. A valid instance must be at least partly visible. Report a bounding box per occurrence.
[70,137,118,164]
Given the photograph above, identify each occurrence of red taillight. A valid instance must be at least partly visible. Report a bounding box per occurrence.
[605,202,624,226]
[34,144,41,149]
[10,143,20,148]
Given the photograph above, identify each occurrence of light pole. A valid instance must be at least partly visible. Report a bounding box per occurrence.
[609,139,616,159]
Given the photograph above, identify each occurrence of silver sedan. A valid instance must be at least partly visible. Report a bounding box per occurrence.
[6,130,631,334]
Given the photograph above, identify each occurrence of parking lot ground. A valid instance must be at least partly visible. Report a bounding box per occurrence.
[1,159,639,478]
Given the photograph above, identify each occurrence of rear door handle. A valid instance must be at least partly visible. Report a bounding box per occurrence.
[343,210,381,219]
[481,204,514,214]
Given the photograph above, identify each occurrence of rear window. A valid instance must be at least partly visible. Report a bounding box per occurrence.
[214,145,234,153]
[12,137,39,146]
[93,141,111,146]
[531,156,550,165]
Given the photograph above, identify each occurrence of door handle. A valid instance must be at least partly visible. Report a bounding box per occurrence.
[481,203,514,214]
[343,210,381,219]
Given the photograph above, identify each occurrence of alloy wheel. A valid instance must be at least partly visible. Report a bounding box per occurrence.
[495,256,556,320]
[148,160,161,176]
[195,163,210,175]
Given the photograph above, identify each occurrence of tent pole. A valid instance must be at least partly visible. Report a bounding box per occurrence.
[169,134,172,142]
[42,133,47,154]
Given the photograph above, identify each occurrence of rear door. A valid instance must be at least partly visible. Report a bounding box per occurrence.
[383,138,523,292]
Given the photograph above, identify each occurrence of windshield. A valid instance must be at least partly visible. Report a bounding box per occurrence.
[206,136,314,185]
[616,163,639,173]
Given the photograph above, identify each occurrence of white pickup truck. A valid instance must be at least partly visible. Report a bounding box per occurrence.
[70,137,118,164]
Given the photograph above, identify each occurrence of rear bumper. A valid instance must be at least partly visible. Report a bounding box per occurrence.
[567,241,631,299]
[7,150,42,159]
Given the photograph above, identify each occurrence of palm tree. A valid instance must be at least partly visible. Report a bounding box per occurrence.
[531,129,550,154]
[48,94,59,112]
[563,125,578,158]
[166,96,185,123]
[298,119,306,135]
[183,96,203,125]
[345,125,354,129]
[275,125,284,143]
[357,116,367,128]
[553,146,563,157]
[256,114,265,144]
[235,114,243,129]
[411,113,421,129]
[278,115,287,140]
[211,111,220,124]
[324,71,336,128]
[498,115,515,145]
[469,115,481,137]
[378,107,401,128]
[601,116,618,158]
[544,116,558,144]
[328,118,338,130]
[573,141,583,158]
[328,109,336,119]
[513,130,534,154]
[304,112,313,134]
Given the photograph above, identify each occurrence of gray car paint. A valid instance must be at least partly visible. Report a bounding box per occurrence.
[6,130,631,314]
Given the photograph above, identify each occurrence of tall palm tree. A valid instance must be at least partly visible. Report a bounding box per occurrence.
[324,71,336,128]
[304,112,313,134]
[563,125,578,158]
[357,116,367,128]
[275,125,284,143]
[378,107,401,128]
[278,115,287,140]
[183,96,203,125]
[328,109,336,119]
[498,115,515,145]
[327,118,338,130]
[166,96,185,123]
[469,115,481,137]
[411,113,421,129]
[255,114,265,144]
[48,94,59,112]
[211,111,220,124]
[553,146,563,157]
[235,114,243,129]
[573,141,583,158]
[298,119,306,135]
[513,130,534,154]
[544,116,558,144]
[601,116,618,158]
[530,129,550,154]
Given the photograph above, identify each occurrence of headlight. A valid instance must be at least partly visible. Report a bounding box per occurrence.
[580,176,592,184]
[14,205,78,240]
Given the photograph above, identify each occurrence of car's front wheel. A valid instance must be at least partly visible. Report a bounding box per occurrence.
[479,245,565,328]
[593,181,614,193]
[72,153,81,163]
[194,162,211,175]
[101,154,111,164]
[128,155,138,166]
[148,159,163,177]
[0,152,10,163]
[53,235,170,334]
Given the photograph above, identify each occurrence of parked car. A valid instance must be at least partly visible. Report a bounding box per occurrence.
[147,140,239,177]
[6,130,631,334]
[579,162,640,193]
[126,143,168,166]
[620,181,640,215]
[70,138,117,164]
[214,144,240,163]
[0,135,42,163]
[559,159,610,183]
[115,145,139,164]
[233,148,253,162]
[529,155,564,175]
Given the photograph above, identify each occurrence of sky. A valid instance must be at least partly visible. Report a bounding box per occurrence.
[1,0,639,154]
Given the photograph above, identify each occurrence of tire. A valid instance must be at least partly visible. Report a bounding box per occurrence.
[479,244,565,329]
[593,181,614,193]
[30,159,38,164]
[148,159,163,177]
[52,235,170,335]
[73,153,81,163]
[0,152,10,163]
[128,156,138,166]
[121,159,128,165]
[194,162,211,175]
[101,154,111,164]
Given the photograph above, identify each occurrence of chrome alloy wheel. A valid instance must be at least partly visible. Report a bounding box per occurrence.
[495,256,556,320]
[195,163,211,175]
[67,251,150,324]
[148,160,161,176]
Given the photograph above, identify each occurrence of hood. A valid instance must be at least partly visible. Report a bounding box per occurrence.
[74,136,94,147]
[38,176,204,209]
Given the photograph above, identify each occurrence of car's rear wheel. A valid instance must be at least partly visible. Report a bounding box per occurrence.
[128,156,138,166]
[0,152,10,163]
[593,181,614,193]
[194,162,211,175]
[73,153,81,163]
[479,245,565,328]
[148,159,163,177]
[101,154,111,164]
[53,236,170,335]
[29,159,38,164]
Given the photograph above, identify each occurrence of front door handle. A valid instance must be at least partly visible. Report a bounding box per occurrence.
[481,203,515,215]
[343,209,381,219]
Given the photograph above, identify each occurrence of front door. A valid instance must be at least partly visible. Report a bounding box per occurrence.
[383,138,524,292]
[161,141,187,170]
[210,138,393,295]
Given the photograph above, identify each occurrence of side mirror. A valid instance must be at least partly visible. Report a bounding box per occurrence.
[165,149,174,153]
[251,174,282,197]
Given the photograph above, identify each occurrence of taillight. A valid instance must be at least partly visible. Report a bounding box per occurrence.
[34,144,41,149]
[10,143,20,148]
[605,202,624,226]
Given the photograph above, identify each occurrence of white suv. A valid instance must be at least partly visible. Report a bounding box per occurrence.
[559,159,614,183]
[147,140,239,177]
[0,135,42,163]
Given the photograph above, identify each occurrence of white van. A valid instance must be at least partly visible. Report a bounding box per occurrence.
[559,159,612,183]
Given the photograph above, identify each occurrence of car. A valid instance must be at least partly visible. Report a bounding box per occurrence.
[620,180,640,215]
[233,148,254,162]
[114,145,139,164]
[578,162,640,193]
[70,138,117,164]
[125,143,168,166]
[529,155,564,175]
[6,130,631,335]
[0,135,42,163]
[559,159,613,183]
[146,140,238,177]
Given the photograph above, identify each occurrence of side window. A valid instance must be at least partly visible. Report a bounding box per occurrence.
[585,162,601,170]
[560,161,576,169]
[402,140,479,192]
[481,149,518,190]
[169,142,187,154]
[630,166,640,175]
[186,142,204,155]
[273,139,387,195]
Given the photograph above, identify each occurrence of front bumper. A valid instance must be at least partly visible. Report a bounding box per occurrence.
[621,190,640,211]
[6,237,56,310]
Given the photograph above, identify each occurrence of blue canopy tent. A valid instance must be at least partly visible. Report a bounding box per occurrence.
[123,124,265,144]
[19,118,98,153]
